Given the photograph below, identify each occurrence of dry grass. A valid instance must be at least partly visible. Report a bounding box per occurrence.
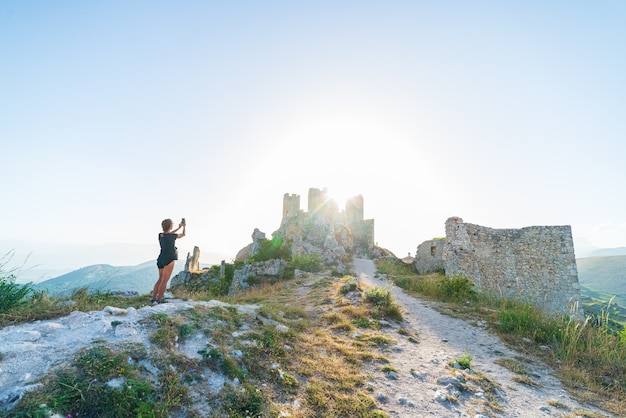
[494,357,532,375]
[339,304,371,319]
[220,272,391,417]
[547,399,569,409]
[511,374,543,388]
[460,371,505,413]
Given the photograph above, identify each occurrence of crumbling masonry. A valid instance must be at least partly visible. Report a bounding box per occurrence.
[415,217,583,316]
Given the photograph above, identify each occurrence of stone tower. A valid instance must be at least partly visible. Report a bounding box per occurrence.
[345,195,364,224]
[283,193,300,219]
[307,187,327,214]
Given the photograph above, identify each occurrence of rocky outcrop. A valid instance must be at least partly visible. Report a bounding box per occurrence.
[273,213,353,270]
[185,246,200,272]
[235,228,267,262]
[250,228,266,258]
[228,259,287,296]
[170,268,214,291]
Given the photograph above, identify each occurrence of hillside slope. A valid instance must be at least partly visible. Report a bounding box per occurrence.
[34,260,185,295]
[578,255,626,305]
[1,261,617,417]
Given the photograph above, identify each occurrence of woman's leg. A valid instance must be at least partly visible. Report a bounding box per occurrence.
[156,261,175,301]
[152,267,165,301]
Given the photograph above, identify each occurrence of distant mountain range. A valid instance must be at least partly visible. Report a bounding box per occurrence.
[1,239,231,284]
[573,238,626,258]
[34,260,188,296]
[29,249,626,322]
[582,248,626,257]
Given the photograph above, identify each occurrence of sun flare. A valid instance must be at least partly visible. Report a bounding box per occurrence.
[325,187,358,208]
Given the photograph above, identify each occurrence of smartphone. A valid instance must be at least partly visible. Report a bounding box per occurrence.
[181,218,186,225]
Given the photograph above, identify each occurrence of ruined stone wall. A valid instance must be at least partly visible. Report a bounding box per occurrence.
[443,217,583,316]
[307,188,327,214]
[360,219,375,249]
[346,195,373,248]
[308,187,341,220]
[346,195,364,223]
[414,240,445,274]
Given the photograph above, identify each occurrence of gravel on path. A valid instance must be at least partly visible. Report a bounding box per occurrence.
[352,258,613,418]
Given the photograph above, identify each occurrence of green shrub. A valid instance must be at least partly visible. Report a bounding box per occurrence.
[436,274,476,302]
[620,325,626,344]
[365,287,403,322]
[351,318,372,328]
[221,355,247,380]
[290,253,323,272]
[375,258,416,277]
[177,323,195,341]
[251,327,284,355]
[8,345,176,418]
[0,274,33,314]
[364,287,392,307]
[199,347,224,369]
[223,382,266,417]
[452,350,472,369]
[250,237,291,262]
[393,273,476,303]
[497,302,561,344]
[170,265,233,297]
[377,303,403,322]
[340,276,358,294]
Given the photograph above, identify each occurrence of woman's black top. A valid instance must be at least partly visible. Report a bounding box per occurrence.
[156,233,178,268]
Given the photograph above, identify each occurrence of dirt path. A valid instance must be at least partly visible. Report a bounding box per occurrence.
[352,258,613,418]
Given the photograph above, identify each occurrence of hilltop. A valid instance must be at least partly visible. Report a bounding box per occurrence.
[2,260,620,417]
[2,190,625,417]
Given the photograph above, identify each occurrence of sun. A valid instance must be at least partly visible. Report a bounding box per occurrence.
[325,186,360,209]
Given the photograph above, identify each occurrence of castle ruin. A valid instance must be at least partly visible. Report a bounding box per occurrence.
[281,187,375,249]
[414,239,445,274]
[415,217,583,317]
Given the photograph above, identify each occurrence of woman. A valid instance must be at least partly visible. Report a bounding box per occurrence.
[152,218,186,303]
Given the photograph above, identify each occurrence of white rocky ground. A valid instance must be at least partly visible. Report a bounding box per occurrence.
[0,297,260,412]
[0,259,616,417]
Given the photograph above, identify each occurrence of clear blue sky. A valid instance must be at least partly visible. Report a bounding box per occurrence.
[2,1,625,271]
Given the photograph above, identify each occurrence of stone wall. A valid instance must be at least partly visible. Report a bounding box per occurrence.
[414,239,445,274]
[350,218,374,249]
[345,195,364,224]
[443,217,583,316]
[308,187,338,219]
